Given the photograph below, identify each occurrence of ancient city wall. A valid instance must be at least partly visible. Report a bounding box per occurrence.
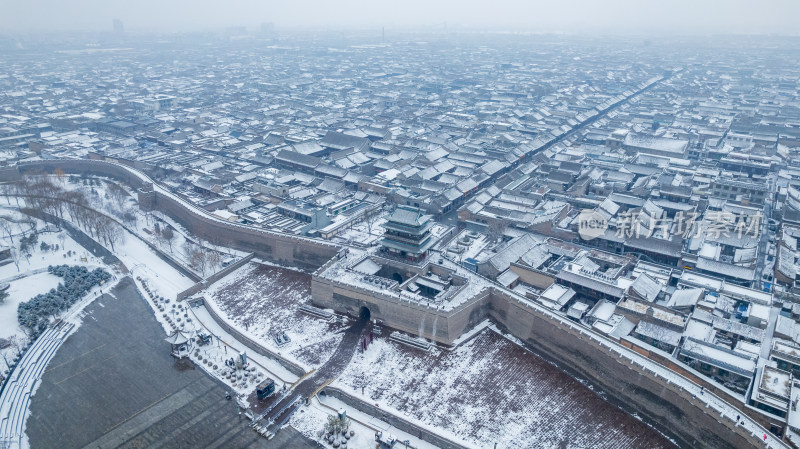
[487,288,773,449]
[141,190,337,270]
[6,160,340,271]
[313,273,777,447]
[176,253,255,301]
[4,159,784,449]
[17,159,148,190]
[314,270,782,448]
[310,274,491,345]
[619,335,784,433]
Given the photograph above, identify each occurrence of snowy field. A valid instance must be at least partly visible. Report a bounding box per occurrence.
[206,262,348,371]
[0,272,61,340]
[0,209,109,368]
[334,328,674,449]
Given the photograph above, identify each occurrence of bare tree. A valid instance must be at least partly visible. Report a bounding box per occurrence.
[190,247,209,276]
[140,209,154,227]
[182,240,196,261]
[9,247,20,272]
[106,182,129,212]
[206,248,222,273]
[62,190,89,224]
[0,183,12,205]
[53,168,66,186]
[641,317,676,353]
[486,218,509,243]
[23,176,64,219]
[0,216,15,244]
[161,226,175,252]
[7,335,26,359]
[92,215,123,252]
[105,221,123,252]
[363,206,381,236]
[183,241,207,275]
[81,209,99,239]
[7,181,22,207]
[24,215,36,236]
[153,221,165,248]
[121,207,138,227]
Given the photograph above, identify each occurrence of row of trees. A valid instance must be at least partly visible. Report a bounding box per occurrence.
[6,176,126,252]
[18,265,111,337]
[6,173,227,277]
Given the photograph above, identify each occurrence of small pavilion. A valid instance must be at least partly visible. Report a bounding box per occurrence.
[165,329,193,358]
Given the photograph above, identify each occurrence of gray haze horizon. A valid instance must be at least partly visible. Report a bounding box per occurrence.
[1,0,800,36]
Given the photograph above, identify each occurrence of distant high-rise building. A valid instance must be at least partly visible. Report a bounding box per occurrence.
[113,19,124,34]
[260,22,275,34]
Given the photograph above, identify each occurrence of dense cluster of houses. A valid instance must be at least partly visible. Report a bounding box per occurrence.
[4,33,800,440]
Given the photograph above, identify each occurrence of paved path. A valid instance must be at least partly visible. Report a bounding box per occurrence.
[0,322,75,449]
[253,317,368,435]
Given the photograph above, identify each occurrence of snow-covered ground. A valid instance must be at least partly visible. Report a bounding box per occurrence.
[205,262,348,371]
[0,208,106,279]
[0,209,109,368]
[39,174,230,278]
[332,217,386,247]
[1,179,309,415]
[187,304,299,387]
[334,327,674,449]
[0,285,116,449]
[0,272,61,340]
[290,393,440,449]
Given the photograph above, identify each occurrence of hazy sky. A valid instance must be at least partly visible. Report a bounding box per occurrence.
[2,0,799,35]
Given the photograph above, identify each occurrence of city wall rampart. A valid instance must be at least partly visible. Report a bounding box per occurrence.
[7,160,340,270]
[4,159,785,449]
